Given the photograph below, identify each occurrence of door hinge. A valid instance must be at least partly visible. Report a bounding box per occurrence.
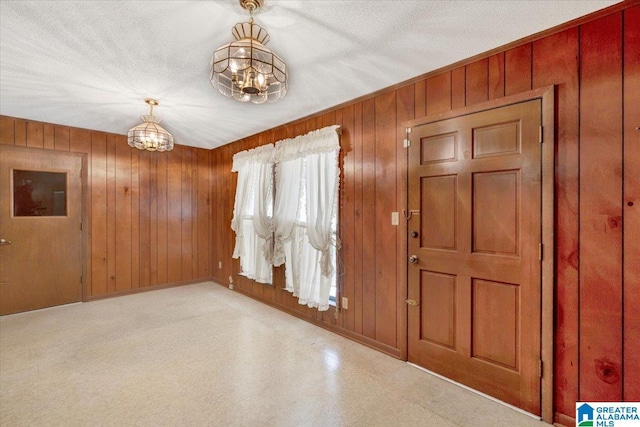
[539,126,543,143]
[80,222,83,231]
[539,360,543,378]
[80,275,83,285]
[405,299,419,306]
[404,127,412,148]
[539,243,543,261]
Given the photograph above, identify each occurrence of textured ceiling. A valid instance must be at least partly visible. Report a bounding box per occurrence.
[0,1,620,150]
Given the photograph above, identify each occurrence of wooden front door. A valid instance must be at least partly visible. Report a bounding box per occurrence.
[407,99,542,414]
[0,146,84,315]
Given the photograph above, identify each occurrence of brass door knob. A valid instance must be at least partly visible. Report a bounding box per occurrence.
[409,255,419,264]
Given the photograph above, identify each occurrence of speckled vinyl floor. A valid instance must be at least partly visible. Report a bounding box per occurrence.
[0,282,550,427]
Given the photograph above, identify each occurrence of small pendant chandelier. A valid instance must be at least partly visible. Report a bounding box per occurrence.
[210,0,287,104]
[127,98,174,152]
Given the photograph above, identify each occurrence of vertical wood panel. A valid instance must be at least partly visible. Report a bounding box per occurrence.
[139,151,151,287]
[340,105,356,331]
[0,116,14,145]
[426,72,451,116]
[190,148,198,280]
[26,122,44,149]
[114,136,132,291]
[130,149,140,289]
[414,79,426,118]
[623,4,640,402]
[532,27,580,419]
[181,147,193,281]
[106,134,117,293]
[90,132,107,296]
[465,58,489,106]
[353,102,364,335]
[54,126,70,151]
[579,12,623,401]
[505,44,532,96]
[488,53,505,100]
[14,119,26,146]
[149,154,159,286]
[374,92,397,347]
[156,151,168,285]
[451,66,466,110]
[167,146,183,283]
[361,98,376,339]
[197,149,210,279]
[43,124,54,150]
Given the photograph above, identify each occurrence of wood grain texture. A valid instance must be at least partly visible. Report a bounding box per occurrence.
[426,72,451,116]
[623,4,640,402]
[414,79,426,118]
[361,97,376,339]
[374,91,397,347]
[465,59,488,106]
[488,53,505,100]
[533,27,580,419]
[505,44,532,96]
[451,67,465,110]
[579,12,623,402]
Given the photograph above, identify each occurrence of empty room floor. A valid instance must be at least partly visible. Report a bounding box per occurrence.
[0,282,550,426]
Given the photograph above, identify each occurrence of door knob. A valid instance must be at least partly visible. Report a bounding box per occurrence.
[411,231,419,238]
[409,255,419,264]
[0,239,11,245]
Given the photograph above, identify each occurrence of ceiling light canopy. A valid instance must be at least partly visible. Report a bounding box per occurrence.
[210,0,288,104]
[127,99,174,152]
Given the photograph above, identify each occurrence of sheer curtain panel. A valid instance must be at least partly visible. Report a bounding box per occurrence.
[230,144,275,284]
[274,125,340,311]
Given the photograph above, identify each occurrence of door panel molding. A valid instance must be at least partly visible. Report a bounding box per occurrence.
[403,85,554,422]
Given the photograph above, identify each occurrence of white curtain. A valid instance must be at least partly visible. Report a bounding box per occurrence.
[230,144,275,284]
[275,125,340,311]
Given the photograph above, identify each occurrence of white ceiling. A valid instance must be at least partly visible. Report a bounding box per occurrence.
[0,0,620,150]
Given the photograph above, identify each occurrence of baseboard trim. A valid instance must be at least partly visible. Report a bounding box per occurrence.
[217,280,404,360]
[85,278,211,302]
[554,412,575,427]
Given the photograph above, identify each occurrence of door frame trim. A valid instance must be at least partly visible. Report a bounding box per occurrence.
[0,145,89,304]
[402,85,555,423]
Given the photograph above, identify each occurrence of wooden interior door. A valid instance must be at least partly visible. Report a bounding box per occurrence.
[407,99,542,414]
[0,146,83,315]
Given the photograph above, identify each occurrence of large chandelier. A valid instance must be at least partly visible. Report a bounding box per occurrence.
[127,99,174,152]
[210,0,287,104]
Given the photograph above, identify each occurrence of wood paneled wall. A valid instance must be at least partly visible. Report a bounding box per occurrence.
[210,4,639,423]
[0,116,212,298]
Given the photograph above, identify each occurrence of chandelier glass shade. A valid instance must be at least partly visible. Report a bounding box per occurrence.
[127,99,174,152]
[210,17,287,104]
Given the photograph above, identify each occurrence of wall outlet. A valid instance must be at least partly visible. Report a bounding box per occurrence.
[228,276,234,290]
[341,297,349,310]
[218,261,222,269]
[391,212,399,226]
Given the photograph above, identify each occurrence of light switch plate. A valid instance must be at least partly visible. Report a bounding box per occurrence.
[391,211,399,226]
